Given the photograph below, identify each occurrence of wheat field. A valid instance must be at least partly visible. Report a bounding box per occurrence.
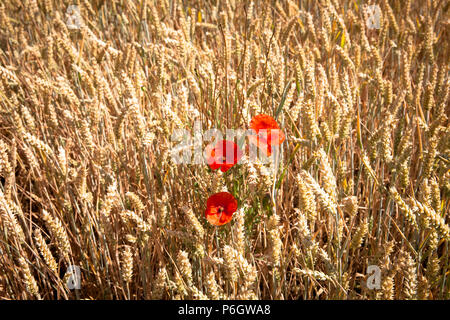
[0,0,449,300]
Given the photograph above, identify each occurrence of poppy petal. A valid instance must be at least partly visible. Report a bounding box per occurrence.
[219,211,233,224]
[206,210,222,225]
[268,129,285,145]
[249,114,284,156]
[209,161,221,170]
[250,114,280,131]
[248,134,272,157]
[220,163,233,172]
[221,140,243,164]
[205,192,238,226]
[205,140,242,172]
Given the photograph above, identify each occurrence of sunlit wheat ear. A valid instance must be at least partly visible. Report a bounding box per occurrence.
[378,275,395,300]
[339,272,350,294]
[120,246,134,283]
[350,219,369,251]
[294,209,321,262]
[153,267,168,299]
[19,105,36,132]
[100,182,119,218]
[426,231,439,257]
[23,132,54,158]
[190,285,209,300]
[335,45,355,70]
[410,198,449,241]
[342,196,358,217]
[396,250,417,300]
[267,213,282,272]
[75,166,92,202]
[120,210,151,233]
[33,228,58,274]
[0,4,13,34]
[0,65,19,86]
[43,0,52,15]
[235,253,257,299]
[0,191,25,243]
[18,257,40,299]
[55,35,78,64]
[317,149,337,203]
[389,187,418,230]
[241,156,258,191]
[339,104,353,141]
[41,209,71,261]
[419,179,432,210]
[253,159,274,189]
[301,99,321,141]
[423,82,436,114]
[289,90,303,123]
[319,121,332,145]
[80,119,94,153]
[55,146,67,176]
[155,192,168,228]
[181,206,205,258]
[417,275,431,300]
[429,178,441,214]
[223,245,238,284]
[424,19,435,64]
[397,159,410,190]
[0,139,14,198]
[325,94,340,138]
[303,58,316,99]
[300,170,337,216]
[380,122,394,165]
[177,250,193,287]
[293,268,335,284]
[232,206,246,256]
[205,271,221,300]
[426,251,441,286]
[422,135,438,180]
[125,192,145,214]
[127,98,148,140]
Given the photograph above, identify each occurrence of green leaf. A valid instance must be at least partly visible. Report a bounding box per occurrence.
[237,132,247,150]
[340,31,346,48]
[275,80,292,120]
[275,143,301,189]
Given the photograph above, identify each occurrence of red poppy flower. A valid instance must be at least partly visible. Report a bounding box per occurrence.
[248,114,285,156]
[204,192,238,226]
[205,140,243,172]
